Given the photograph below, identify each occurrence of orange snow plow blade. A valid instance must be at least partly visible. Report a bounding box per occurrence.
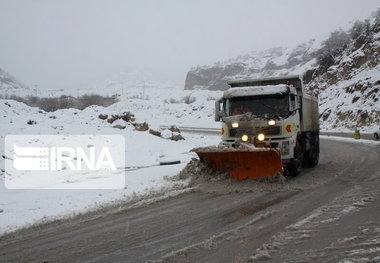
[192,148,283,180]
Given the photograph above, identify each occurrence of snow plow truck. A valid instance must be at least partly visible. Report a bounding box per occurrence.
[193,75,319,179]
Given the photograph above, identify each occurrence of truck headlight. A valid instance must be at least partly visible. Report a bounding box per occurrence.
[241,134,249,142]
[268,120,276,126]
[281,141,289,155]
[232,122,239,128]
[257,133,265,141]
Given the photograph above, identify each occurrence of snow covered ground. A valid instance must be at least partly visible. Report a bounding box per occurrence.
[0,86,222,235]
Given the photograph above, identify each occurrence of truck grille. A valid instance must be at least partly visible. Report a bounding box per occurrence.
[229,128,252,137]
[230,126,281,137]
[256,126,281,136]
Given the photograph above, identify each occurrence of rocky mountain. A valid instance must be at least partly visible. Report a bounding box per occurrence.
[184,40,320,91]
[0,67,29,95]
[307,16,380,131]
[184,10,380,132]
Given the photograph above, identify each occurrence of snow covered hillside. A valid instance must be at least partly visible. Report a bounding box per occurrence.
[307,16,380,132]
[0,67,29,95]
[185,11,380,132]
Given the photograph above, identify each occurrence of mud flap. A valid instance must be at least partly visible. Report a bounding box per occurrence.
[192,148,283,180]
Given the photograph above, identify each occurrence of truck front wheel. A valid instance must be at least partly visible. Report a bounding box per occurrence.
[286,159,301,177]
[285,143,302,177]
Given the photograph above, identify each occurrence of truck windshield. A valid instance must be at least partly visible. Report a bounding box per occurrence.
[226,95,289,118]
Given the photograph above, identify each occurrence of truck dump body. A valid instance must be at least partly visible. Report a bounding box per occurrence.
[301,96,319,132]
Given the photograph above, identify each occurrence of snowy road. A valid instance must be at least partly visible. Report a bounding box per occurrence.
[0,139,379,263]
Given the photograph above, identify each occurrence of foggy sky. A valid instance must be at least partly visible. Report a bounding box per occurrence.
[1,0,380,91]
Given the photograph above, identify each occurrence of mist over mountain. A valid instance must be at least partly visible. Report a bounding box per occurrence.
[0,67,29,95]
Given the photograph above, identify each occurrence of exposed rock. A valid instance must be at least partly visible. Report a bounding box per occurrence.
[107,115,119,124]
[161,128,185,141]
[134,122,149,131]
[168,125,181,133]
[113,124,126,129]
[171,133,185,141]
[27,120,37,125]
[351,96,360,103]
[120,112,135,122]
[98,114,108,120]
[106,112,135,124]
[149,129,161,137]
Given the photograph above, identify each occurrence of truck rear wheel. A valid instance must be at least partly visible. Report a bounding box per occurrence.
[303,134,319,168]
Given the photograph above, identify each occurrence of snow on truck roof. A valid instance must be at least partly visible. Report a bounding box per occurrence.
[223,84,290,99]
[227,75,301,85]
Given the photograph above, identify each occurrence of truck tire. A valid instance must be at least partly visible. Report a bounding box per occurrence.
[287,159,301,177]
[286,143,302,177]
[303,134,319,168]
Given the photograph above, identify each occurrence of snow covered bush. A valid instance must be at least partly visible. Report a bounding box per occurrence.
[182,94,196,104]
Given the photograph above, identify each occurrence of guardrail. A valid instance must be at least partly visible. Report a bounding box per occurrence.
[320,132,374,140]
[159,126,220,135]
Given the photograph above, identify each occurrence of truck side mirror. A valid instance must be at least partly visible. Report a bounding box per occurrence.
[215,100,223,122]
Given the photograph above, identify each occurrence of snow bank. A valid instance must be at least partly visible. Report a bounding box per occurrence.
[320,135,380,146]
